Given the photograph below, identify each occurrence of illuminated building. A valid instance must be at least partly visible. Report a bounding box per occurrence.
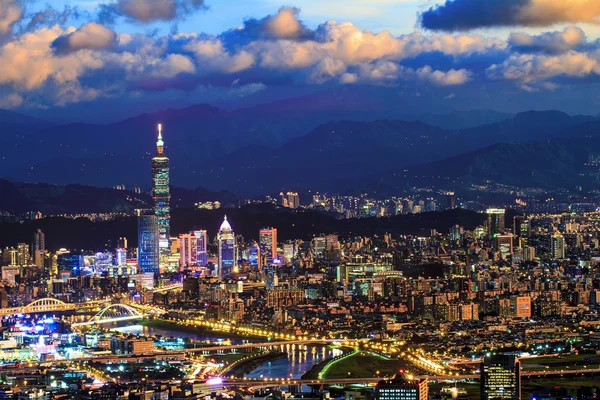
[218,216,236,278]
[495,234,514,259]
[286,192,300,209]
[510,295,531,318]
[179,233,198,268]
[481,355,520,400]
[446,192,456,209]
[486,208,506,237]
[116,248,127,266]
[16,243,29,266]
[259,227,277,265]
[249,242,260,268]
[57,252,84,276]
[551,233,566,259]
[513,216,531,238]
[375,374,428,400]
[193,230,208,266]
[137,213,159,275]
[33,229,45,252]
[152,123,171,253]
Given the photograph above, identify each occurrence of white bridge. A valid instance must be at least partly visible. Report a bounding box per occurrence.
[0,298,77,316]
[72,304,145,327]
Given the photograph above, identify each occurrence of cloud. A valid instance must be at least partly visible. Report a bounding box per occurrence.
[52,22,118,55]
[420,0,600,31]
[487,51,600,84]
[416,65,471,86]
[0,0,22,37]
[99,0,206,24]
[24,5,82,32]
[509,26,585,54]
[0,93,24,108]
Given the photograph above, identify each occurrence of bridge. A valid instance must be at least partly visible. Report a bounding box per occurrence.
[0,298,78,316]
[215,368,600,389]
[71,303,144,327]
[152,283,183,293]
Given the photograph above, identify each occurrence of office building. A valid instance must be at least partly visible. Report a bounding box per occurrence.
[446,192,456,209]
[481,354,520,400]
[513,216,531,238]
[33,229,45,252]
[259,228,278,265]
[486,209,506,237]
[179,233,198,268]
[495,234,514,259]
[57,252,84,276]
[375,374,428,400]
[138,213,160,275]
[510,295,531,318]
[551,233,566,259]
[287,192,300,209]
[218,216,236,278]
[152,124,171,253]
[193,230,208,266]
[16,243,29,267]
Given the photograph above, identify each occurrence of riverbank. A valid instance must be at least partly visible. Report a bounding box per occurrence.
[306,350,411,380]
[222,351,288,378]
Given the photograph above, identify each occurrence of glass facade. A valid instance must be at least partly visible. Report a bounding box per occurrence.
[138,214,159,275]
[218,216,236,278]
[152,124,170,251]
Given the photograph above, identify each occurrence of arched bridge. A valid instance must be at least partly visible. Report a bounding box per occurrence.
[0,298,77,316]
[72,303,144,327]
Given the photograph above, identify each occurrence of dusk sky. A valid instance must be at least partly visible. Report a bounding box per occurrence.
[3,0,600,120]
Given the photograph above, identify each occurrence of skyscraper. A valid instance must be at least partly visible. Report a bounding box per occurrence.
[481,355,521,400]
[259,228,277,265]
[152,123,170,253]
[551,233,566,259]
[486,209,506,238]
[193,230,208,266]
[179,233,198,268]
[16,243,29,266]
[33,229,45,252]
[138,213,160,275]
[218,216,236,278]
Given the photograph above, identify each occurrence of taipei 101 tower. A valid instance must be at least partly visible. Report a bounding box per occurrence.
[152,123,171,255]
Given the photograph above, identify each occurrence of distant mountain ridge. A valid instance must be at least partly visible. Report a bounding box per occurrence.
[0,99,596,195]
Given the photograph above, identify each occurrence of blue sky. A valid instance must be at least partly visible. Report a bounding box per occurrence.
[45,0,433,36]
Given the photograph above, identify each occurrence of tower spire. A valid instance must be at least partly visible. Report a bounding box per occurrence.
[156,123,164,155]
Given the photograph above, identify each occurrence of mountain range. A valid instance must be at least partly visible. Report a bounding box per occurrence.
[2,90,600,196]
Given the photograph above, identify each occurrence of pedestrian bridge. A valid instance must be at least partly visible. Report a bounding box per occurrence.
[0,298,77,316]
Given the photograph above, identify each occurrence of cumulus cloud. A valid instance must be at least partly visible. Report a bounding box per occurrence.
[0,93,24,108]
[0,0,22,37]
[487,51,600,84]
[336,60,471,86]
[420,0,600,31]
[509,26,585,54]
[99,0,206,23]
[52,22,118,55]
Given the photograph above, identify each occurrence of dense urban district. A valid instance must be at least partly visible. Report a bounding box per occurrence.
[0,126,599,400]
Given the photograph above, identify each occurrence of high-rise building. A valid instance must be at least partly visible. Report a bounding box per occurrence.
[179,233,198,268]
[152,124,171,253]
[116,248,127,266]
[287,192,300,209]
[480,355,521,400]
[58,252,84,276]
[218,216,236,278]
[193,230,208,266]
[551,233,566,259]
[446,192,456,210]
[510,295,531,318]
[138,213,160,275]
[259,228,278,265]
[375,374,428,400]
[513,216,531,238]
[33,229,45,252]
[487,209,506,237]
[16,243,29,266]
[495,234,514,259]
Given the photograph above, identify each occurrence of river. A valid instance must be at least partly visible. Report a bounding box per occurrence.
[109,321,342,379]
